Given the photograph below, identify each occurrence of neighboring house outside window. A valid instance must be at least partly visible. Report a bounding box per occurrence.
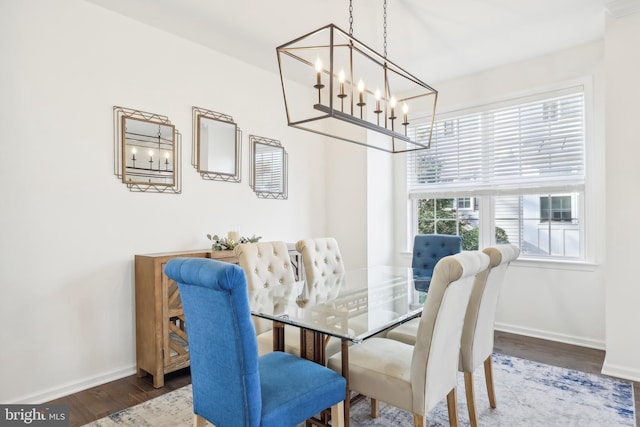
[457,197,472,209]
[540,195,572,222]
[407,86,586,260]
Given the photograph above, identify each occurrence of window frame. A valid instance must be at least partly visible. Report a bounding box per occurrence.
[404,79,596,265]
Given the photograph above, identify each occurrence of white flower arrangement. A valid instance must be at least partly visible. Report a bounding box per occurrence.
[206,233,262,251]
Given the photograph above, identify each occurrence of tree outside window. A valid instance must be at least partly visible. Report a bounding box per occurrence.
[416,198,509,251]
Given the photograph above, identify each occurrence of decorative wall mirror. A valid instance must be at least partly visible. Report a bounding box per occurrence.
[249,135,288,199]
[113,106,181,193]
[192,107,241,182]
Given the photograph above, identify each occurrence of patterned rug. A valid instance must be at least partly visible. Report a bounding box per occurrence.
[84,353,635,427]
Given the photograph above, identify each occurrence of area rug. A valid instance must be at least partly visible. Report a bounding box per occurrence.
[83,353,635,427]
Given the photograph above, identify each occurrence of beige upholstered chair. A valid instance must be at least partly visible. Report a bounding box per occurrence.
[234,241,300,356]
[296,237,346,285]
[327,251,490,427]
[459,244,519,427]
[296,237,347,359]
[386,244,520,427]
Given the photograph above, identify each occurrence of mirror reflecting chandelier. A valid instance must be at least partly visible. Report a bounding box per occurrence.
[276,0,437,153]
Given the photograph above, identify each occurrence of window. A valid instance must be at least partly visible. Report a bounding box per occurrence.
[540,195,572,222]
[416,198,480,250]
[407,86,586,260]
[494,193,581,257]
[457,197,471,209]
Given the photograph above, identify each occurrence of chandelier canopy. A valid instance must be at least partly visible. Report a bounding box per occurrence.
[276,1,437,153]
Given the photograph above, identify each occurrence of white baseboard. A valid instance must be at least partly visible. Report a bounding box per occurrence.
[601,360,640,382]
[7,365,137,404]
[495,322,606,350]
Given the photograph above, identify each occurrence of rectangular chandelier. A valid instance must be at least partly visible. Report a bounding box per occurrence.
[276,24,437,153]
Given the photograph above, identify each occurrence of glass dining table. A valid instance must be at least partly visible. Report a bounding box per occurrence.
[247,265,428,427]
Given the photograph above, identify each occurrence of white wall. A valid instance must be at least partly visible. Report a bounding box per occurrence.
[366,133,396,266]
[0,0,330,403]
[324,138,369,270]
[602,9,640,381]
[324,132,396,270]
[395,41,608,350]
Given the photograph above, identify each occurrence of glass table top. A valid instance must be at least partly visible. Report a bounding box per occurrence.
[247,265,427,343]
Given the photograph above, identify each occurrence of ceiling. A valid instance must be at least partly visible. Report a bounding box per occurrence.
[84,0,607,84]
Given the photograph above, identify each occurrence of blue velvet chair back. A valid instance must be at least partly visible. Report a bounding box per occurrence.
[412,234,463,289]
[164,258,262,426]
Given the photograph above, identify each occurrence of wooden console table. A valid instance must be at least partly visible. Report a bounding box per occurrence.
[134,249,236,387]
[134,246,302,387]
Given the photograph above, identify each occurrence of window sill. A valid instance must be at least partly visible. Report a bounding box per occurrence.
[398,251,597,272]
[511,257,597,271]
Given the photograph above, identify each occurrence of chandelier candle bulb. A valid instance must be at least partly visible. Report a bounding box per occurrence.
[374,89,382,125]
[337,69,347,111]
[357,79,366,118]
[402,103,409,126]
[357,80,365,105]
[131,147,137,161]
[314,57,324,89]
[313,57,324,104]
[389,97,397,120]
[389,97,397,131]
[374,89,382,112]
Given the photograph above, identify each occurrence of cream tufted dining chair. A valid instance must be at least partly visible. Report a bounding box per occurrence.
[327,251,490,427]
[296,237,347,359]
[295,237,346,285]
[458,244,519,427]
[235,241,301,356]
[386,244,519,427]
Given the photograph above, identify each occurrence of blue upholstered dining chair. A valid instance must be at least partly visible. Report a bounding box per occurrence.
[164,257,346,427]
[412,234,463,291]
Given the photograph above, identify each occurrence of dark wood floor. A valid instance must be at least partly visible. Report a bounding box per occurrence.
[47,331,638,427]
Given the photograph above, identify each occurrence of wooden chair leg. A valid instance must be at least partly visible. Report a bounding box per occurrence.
[370,398,379,418]
[413,413,426,427]
[447,388,459,427]
[464,372,479,427]
[331,401,345,427]
[193,414,206,427]
[484,355,497,408]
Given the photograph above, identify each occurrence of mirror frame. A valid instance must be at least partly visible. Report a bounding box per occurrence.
[249,134,288,199]
[192,107,241,182]
[114,106,181,193]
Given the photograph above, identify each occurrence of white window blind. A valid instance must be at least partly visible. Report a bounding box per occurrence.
[407,88,585,199]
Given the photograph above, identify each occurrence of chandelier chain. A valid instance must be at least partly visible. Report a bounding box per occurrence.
[349,0,354,36]
[383,0,388,58]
